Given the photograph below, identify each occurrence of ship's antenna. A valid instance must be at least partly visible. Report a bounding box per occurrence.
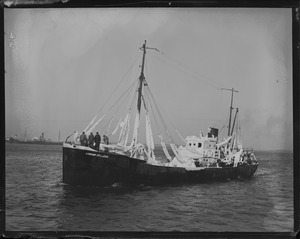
[221,88,238,136]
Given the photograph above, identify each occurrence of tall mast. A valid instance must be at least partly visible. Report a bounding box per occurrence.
[137,40,147,114]
[221,88,238,136]
[131,41,159,149]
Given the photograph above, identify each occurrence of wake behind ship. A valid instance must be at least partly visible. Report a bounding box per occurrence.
[63,41,258,186]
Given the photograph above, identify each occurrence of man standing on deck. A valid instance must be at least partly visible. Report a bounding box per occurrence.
[103,135,109,152]
[94,132,101,151]
[84,132,88,146]
[88,132,95,148]
[80,132,86,146]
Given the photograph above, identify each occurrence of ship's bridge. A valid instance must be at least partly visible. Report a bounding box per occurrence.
[185,135,218,150]
[185,127,219,150]
[179,127,220,159]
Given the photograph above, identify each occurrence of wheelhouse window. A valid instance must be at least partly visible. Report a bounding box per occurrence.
[198,143,202,148]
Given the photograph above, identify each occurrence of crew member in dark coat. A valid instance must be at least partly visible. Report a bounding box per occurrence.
[88,132,95,148]
[80,132,87,146]
[83,132,88,146]
[103,135,109,152]
[103,135,109,144]
[94,132,101,151]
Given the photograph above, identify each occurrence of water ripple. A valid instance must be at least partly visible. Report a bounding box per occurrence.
[5,144,293,231]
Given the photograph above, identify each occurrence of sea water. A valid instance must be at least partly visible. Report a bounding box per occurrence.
[5,143,293,231]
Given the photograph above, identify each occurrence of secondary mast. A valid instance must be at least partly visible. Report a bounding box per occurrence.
[221,88,238,136]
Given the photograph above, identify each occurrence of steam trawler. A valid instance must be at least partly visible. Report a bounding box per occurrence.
[62,41,258,186]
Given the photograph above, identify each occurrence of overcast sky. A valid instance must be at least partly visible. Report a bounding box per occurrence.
[5,8,293,150]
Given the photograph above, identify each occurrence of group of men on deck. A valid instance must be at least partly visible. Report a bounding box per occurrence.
[79,131,109,150]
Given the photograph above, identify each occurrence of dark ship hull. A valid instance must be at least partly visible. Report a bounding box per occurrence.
[63,143,258,186]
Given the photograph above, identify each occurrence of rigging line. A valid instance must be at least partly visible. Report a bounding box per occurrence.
[149,53,222,90]
[109,88,133,125]
[159,50,225,88]
[111,79,137,116]
[121,86,137,129]
[145,83,179,140]
[91,51,142,118]
[161,53,221,89]
[102,92,135,136]
[219,110,230,137]
[238,114,242,140]
[145,49,155,82]
[152,53,219,89]
[152,110,170,147]
[145,52,148,82]
[128,86,138,111]
[236,111,240,135]
[141,95,148,112]
[144,87,162,136]
[101,100,131,136]
[112,77,138,119]
[145,87,173,156]
[100,117,114,135]
[108,77,139,112]
[106,99,129,134]
[146,85,168,130]
[82,52,141,134]
[111,83,138,132]
[146,85,175,143]
[142,54,149,112]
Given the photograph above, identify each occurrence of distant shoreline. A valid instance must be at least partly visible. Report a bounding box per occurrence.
[5,140,62,146]
[4,141,293,153]
[252,149,293,154]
